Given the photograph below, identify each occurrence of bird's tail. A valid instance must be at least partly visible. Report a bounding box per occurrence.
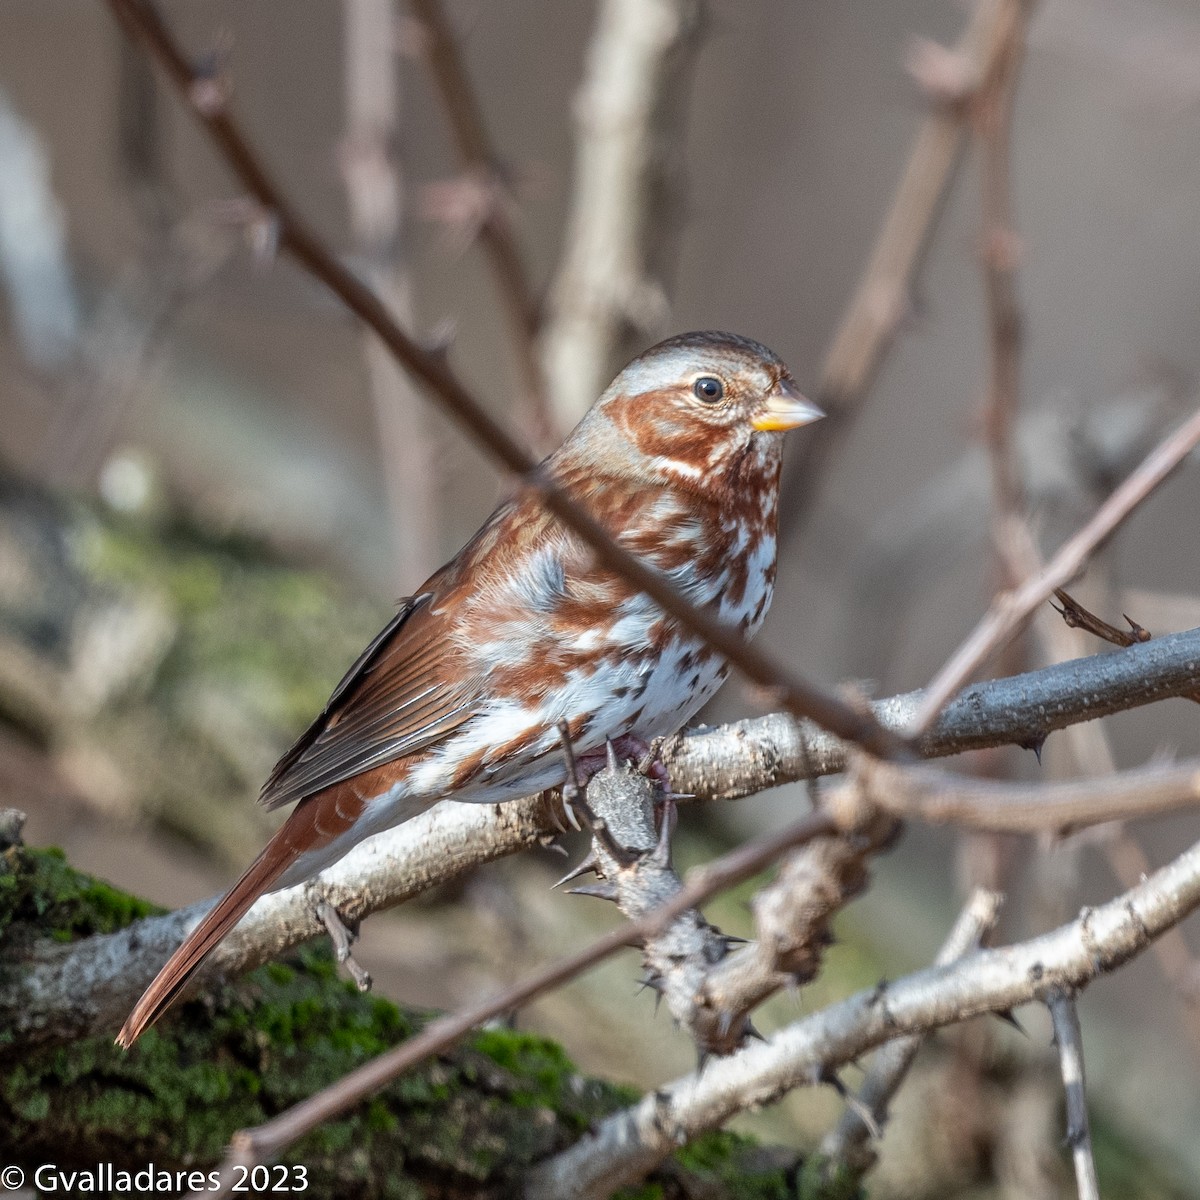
[116,827,302,1048]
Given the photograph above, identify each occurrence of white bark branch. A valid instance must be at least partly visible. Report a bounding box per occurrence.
[525,834,1200,1198]
[540,0,704,426]
[7,627,1200,1046]
[1048,988,1101,1200]
[819,888,1003,1180]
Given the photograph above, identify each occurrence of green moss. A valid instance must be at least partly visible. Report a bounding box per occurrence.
[0,842,805,1199]
[0,845,163,942]
[75,513,384,735]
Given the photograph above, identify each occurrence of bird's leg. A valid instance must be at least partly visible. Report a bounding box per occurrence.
[554,722,638,868]
[315,899,372,992]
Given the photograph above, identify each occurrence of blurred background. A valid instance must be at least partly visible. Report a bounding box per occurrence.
[2,0,1200,1195]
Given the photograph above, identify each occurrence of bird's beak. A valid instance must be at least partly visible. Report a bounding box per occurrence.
[751,378,825,432]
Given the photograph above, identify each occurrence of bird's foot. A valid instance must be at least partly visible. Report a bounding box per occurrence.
[575,733,672,791]
[316,899,372,992]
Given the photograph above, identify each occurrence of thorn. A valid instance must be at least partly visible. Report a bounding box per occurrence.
[552,853,601,890]
[1124,614,1152,642]
[744,1021,766,1043]
[1063,1125,1088,1150]
[994,1008,1028,1036]
[1018,733,1047,763]
[844,1092,883,1140]
[696,1047,711,1074]
[635,974,664,1014]
[561,798,583,832]
[567,880,619,902]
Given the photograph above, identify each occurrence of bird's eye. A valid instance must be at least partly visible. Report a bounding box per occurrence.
[693,376,724,404]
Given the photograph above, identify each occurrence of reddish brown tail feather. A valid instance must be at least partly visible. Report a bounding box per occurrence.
[117,776,371,1047]
[116,833,300,1048]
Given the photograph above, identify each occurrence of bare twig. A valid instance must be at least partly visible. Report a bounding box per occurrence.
[525,834,1200,1198]
[1047,989,1100,1200]
[102,0,906,763]
[909,404,1200,735]
[819,888,1003,1182]
[539,0,704,427]
[407,0,554,448]
[975,0,1031,529]
[784,0,1023,520]
[855,755,1200,834]
[1052,587,1150,648]
[342,0,440,586]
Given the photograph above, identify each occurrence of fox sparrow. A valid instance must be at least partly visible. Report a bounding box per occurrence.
[117,330,823,1046]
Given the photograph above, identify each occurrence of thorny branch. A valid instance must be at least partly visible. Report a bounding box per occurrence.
[102,0,907,763]
[525,833,1200,1198]
[564,757,897,1059]
[8,627,1200,1046]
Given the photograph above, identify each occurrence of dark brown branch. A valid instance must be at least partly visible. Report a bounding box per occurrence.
[102,0,907,764]
[1052,587,1151,648]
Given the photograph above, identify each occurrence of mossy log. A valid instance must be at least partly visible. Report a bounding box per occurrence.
[0,837,829,1200]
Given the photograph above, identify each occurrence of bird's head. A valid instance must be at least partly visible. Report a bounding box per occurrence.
[561,331,823,494]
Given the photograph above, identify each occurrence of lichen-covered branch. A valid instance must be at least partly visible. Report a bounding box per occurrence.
[6,626,1200,1046]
